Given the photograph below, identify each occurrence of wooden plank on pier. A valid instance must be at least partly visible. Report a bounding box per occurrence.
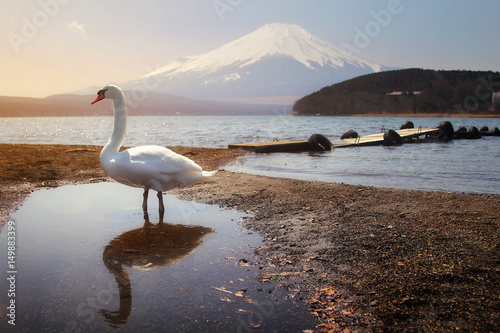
[228,140,309,153]
[334,128,439,148]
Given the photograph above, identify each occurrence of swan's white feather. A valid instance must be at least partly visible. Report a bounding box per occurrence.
[102,145,212,192]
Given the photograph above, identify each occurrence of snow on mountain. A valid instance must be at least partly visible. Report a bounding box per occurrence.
[122,23,390,103]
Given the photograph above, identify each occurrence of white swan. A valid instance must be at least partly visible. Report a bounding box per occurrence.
[91,85,216,215]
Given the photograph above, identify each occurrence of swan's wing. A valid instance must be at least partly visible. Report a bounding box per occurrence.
[125,146,203,174]
[103,146,213,191]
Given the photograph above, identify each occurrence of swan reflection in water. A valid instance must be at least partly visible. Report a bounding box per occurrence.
[100,213,213,328]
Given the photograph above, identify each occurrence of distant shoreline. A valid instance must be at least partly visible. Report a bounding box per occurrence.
[293,112,500,118]
[352,112,500,118]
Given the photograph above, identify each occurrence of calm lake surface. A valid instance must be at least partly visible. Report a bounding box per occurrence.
[1,115,499,194]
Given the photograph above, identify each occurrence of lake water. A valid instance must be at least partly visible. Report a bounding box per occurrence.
[1,115,499,194]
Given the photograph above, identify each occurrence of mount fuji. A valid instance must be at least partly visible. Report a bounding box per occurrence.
[121,23,392,104]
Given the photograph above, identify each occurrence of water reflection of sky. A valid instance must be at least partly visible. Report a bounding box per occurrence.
[0,182,314,332]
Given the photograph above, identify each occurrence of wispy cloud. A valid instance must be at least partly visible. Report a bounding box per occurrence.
[67,21,86,36]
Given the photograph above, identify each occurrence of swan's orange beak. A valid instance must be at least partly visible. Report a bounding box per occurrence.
[91,91,106,105]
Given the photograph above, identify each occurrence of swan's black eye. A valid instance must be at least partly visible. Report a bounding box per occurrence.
[91,88,109,104]
[97,88,108,97]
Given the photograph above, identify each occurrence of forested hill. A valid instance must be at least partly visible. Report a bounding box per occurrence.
[293,69,500,116]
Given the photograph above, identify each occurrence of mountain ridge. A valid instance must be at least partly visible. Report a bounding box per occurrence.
[142,23,382,77]
[121,23,390,102]
[0,92,284,117]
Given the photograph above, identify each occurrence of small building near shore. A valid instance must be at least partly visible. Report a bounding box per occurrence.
[386,91,422,96]
[493,92,500,111]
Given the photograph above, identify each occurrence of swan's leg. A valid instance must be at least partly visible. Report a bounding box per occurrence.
[142,189,149,212]
[157,191,165,217]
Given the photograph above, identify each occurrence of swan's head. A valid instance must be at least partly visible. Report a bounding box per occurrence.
[91,85,123,104]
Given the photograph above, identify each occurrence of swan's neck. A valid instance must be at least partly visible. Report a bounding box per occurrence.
[103,95,127,156]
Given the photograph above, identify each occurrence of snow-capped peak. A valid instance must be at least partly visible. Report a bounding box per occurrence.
[143,23,381,79]
[126,23,391,103]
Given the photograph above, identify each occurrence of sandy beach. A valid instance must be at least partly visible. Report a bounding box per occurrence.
[1,143,499,332]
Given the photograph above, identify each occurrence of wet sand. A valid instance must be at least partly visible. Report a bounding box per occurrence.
[1,143,499,332]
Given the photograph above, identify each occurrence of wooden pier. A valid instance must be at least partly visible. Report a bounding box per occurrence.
[334,127,439,148]
[228,128,440,153]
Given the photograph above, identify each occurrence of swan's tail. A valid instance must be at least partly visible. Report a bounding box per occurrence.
[202,170,218,177]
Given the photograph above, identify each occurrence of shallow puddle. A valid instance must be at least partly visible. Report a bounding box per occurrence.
[0,182,314,332]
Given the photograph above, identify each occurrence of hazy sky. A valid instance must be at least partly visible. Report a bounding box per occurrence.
[1,0,499,98]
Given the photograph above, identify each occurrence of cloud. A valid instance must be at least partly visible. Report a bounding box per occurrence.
[67,21,86,36]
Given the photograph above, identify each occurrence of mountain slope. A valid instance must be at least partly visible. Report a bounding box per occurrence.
[122,23,390,103]
[0,92,283,117]
[145,23,382,78]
